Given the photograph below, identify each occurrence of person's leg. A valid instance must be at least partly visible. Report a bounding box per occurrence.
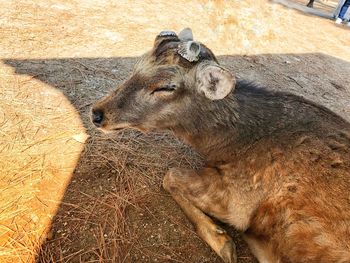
[307,0,315,8]
[339,0,350,19]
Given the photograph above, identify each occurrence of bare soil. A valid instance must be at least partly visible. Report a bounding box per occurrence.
[1,0,350,263]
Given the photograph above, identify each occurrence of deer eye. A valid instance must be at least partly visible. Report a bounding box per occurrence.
[151,83,177,94]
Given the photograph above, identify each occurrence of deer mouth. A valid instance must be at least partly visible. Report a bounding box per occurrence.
[97,122,131,133]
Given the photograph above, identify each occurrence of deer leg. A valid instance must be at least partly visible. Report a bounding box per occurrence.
[163,168,237,263]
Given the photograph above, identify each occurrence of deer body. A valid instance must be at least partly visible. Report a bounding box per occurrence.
[92,29,350,263]
[165,81,350,262]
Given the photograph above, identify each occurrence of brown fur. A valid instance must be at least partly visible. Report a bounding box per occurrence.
[92,29,350,263]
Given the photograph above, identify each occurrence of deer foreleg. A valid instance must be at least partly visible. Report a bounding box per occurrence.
[163,168,237,263]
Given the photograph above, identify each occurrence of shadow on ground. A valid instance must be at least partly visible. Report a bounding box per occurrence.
[4,53,350,262]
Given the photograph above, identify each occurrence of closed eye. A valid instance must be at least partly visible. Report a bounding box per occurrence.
[151,83,177,94]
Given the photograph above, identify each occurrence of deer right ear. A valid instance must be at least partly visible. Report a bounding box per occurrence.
[196,63,236,100]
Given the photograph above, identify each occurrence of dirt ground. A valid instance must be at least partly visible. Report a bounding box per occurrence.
[1,0,350,262]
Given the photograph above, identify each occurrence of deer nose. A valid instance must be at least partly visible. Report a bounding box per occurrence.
[91,108,104,127]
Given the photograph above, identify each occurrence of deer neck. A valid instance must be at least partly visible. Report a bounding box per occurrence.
[171,87,279,164]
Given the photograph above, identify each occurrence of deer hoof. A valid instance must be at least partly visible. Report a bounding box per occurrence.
[220,240,237,263]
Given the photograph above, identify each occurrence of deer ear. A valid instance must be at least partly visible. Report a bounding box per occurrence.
[196,64,236,100]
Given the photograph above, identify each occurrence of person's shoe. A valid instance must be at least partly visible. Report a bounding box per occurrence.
[335,18,343,24]
[347,21,350,27]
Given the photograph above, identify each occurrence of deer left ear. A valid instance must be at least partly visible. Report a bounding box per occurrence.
[196,63,236,100]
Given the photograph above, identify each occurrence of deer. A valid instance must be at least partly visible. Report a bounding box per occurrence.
[91,28,350,263]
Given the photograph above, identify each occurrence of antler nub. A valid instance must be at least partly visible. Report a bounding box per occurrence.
[177,41,201,62]
[158,31,177,37]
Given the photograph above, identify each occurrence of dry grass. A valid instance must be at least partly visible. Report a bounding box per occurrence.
[34,129,203,262]
[0,63,87,262]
